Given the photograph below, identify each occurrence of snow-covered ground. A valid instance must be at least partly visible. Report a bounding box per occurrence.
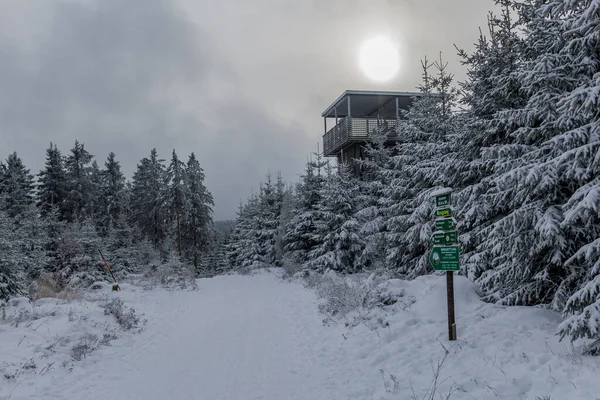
[1,270,598,400]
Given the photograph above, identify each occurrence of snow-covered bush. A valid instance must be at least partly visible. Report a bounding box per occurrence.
[280,257,304,280]
[314,272,369,317]
[71,333,99,361]
[102,299,143,331]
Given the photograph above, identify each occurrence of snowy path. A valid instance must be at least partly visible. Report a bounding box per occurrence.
[5,271,600,400]
[13,272,373,400]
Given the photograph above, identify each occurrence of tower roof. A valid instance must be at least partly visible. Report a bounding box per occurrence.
[321,90,423,119]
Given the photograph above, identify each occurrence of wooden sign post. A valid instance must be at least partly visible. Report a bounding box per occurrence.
[430,188,458,341]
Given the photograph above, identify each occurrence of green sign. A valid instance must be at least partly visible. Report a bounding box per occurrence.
[429,245,460,271]
[435,207,452,218]
[435,193,451,208]
[435,217,455,232]
[432,230,457,245]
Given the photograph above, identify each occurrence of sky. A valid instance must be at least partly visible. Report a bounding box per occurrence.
[0,0,494,220]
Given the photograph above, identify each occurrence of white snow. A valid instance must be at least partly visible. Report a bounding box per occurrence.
[430,188,453,197]
[1,270,599,400]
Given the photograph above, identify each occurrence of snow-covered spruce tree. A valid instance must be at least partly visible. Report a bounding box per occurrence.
[181,153,213,267]
[228,174,287,271]
[226,202,248,269]
[54,218,104,289]
[385,56,462,277]
[283,152,328,265]
[0,207,23,299]
[227,195,263,270]
[41,205,66,274]
[63,140,95,222]
[305,163,363,273]
[97,152,127,237]
[353,122,396,270]
[163,150,190,258]
[275,176,294,265]
[453,1,529,281]
[13,203,49,284]
[475,0,599,313]
[538,0,600,353]
[88,160,103,224]
[102,210,149,278]
[130,149,167,250]
[255,174,281,267]
[37,143,68,218]
[0,152,35,218]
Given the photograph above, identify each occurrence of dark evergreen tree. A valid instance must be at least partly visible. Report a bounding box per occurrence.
[64,140,94,222]
[385,56,462,277]
[283,152,328,264]
[181,153,213,266]
[163,150,189,257]
[0,152,35,218]
[306,164,363,273]
[130,149,167,249]
[227,195,262,270]
[37,143,68,218]
[98,152,127,236]
[0,208,22,299]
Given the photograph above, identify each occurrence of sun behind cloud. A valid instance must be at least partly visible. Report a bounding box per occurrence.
[359,36,400,82]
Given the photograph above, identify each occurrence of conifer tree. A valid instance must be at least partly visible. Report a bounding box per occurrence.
[130,149,167,249]
[0,152,35,218]
[256,174,280,266]
[0,208,22,299]
[64,140,94,222]
[164,150,189,257]
[306,164,363,273]
[37,143,68,218]
[98,152,127,236]
[453,2,529,281]
[181,153,214,266]
[385,56,461,277]
[354,123,396,270]
[283,152,328,264]
[475,0,598,311]
[227,195,263,270]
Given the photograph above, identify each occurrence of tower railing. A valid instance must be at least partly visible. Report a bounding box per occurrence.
[323,117,398,156]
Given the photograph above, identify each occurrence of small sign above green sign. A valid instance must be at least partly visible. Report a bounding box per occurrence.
[435,217,455,232]
[432,230,458,245]
[435,193,451,208]
[429,245,460,271]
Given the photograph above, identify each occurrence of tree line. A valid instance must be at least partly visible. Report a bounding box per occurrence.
[227,0,600,354]
[0,143,214,299]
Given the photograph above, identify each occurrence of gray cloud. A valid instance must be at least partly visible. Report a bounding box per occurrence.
[0,0,495,219]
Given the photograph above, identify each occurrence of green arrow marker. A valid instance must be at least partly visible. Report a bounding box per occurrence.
[431,230,457,245]
[435,217,455,232]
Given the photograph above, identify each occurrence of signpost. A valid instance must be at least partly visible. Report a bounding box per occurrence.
[430,188,458,341]
[431,231,458,246]
[429,245,460,271]
[434,217,455,232]
[434,207,452,218]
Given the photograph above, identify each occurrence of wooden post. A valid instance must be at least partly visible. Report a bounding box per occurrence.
[431,188,459,341]
[447,271,457,340]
